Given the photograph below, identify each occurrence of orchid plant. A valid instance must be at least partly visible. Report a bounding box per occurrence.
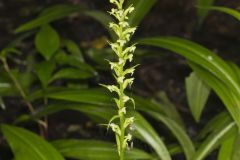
[101,0,137,159]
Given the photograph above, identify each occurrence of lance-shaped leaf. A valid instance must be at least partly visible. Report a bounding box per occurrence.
[139,37,240,129]
[1,124,64,160]
[147,111,195,160]
[193,121,236,160]
[134,113,172,160]
[15,4,83,33]
[200,6,240,21]
[185,72,211,122]
[52,139,155,160]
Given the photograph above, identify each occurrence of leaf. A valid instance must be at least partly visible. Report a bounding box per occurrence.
[54,50,97,75]
[228,62,240,82]
[32,103,171,160]
[134,113,172,160]
[147,111,195,160]
[1,124,64,160]
[63,39,84,62]
[15,4,83,33]
[0,47,22,58]
[139,37,240,129]
[46,88,113,106]
[35,60,55,88]
[35,25,60,60]
[153,92,185,129]
[196,0,215,26]
[0,82,13,96]
[189,62,240,130]
[32,87,165,114]
[218,131,237,160]
[202,6,240,21]
[0,97,6,110]
[33,103,115,121]
[231,134,240,160]
[50,67,95,82]
[193,121,236,160]
[185,72,211,122]
[126,0,157,27]
[52,139,155,160]
[197,112,230,140]
[133,95,165,114]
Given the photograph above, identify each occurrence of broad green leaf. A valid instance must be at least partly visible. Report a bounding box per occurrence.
[138,37,238,87]
[127,0,157,27]
[193,121,236,160]
[134,113,172,160]
[52,139,155,160]
[35,60,55,88]
[147,111,195,160]
[34,87,165,114]
[185,72,210,122]
[139,37,240,128]
[189,62,240,130]
[46,88,113,106]
[33,103,115,121]
[1,124,64,160]
[35,25,60,60]
[15,4,83,33]
[196,0,215,26]
[204,6,240,21]
[50,67,95,82]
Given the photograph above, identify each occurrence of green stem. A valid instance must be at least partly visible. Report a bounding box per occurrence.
[0,57,47,137]
[119,82,125,160]
[0,57,34,113]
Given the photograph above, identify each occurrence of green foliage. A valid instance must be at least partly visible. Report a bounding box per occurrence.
[196,0,215,26]
[138,37,240,129]
[198,6,240,22]
[15,4,83,33]
[52,139,155,160]
[35,60,55,88]
[185,72,210,122]
[1,124,64,160]
[147,111,195,160]
[35,25,60,60]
